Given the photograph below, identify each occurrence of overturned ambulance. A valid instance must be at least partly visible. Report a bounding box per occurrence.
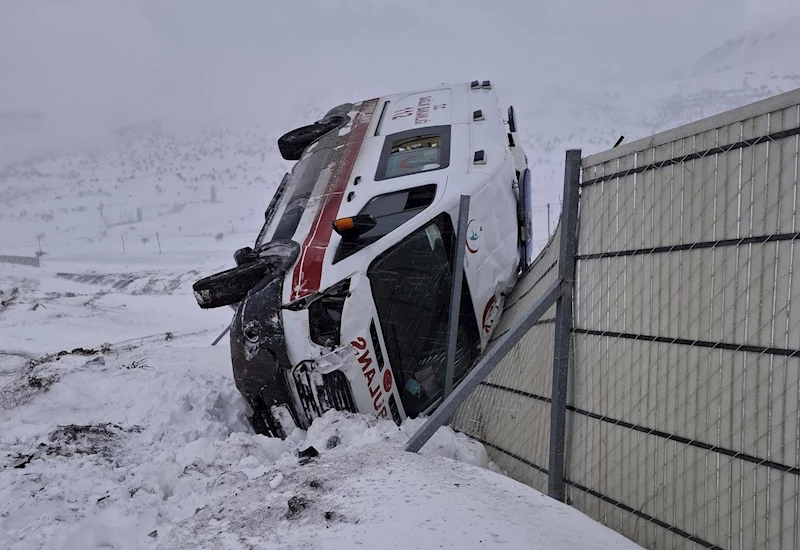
[193,81,535,437]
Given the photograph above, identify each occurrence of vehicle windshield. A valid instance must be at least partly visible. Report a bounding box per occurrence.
[367,214,480,417]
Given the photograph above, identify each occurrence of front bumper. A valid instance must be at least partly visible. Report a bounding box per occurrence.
[230,272,361,438]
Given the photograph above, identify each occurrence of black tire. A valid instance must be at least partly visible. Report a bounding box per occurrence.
[277,116,344,161]
[192,261,272,309]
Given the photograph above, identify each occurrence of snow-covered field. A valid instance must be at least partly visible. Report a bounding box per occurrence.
[0,253,642,550]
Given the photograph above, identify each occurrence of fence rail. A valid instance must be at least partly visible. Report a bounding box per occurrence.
[0,255,40,267]
[408,87,800,550]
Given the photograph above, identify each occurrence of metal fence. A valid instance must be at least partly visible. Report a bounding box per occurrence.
[0,255,40,267]
[408,88,800,550]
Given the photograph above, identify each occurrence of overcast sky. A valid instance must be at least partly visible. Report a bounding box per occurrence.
[1,0,798,137]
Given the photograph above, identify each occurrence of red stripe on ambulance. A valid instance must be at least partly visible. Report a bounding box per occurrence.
[290,99,379,301]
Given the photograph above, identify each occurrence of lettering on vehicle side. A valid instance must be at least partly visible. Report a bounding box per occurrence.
[351,337,388,418]
[391,107,413,120]
[414,95,432,125]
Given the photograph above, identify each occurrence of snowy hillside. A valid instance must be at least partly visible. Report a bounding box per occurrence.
[2,15,799,252]
[689,15,800,79]
[0,124,289,262]
[507,16,800,241]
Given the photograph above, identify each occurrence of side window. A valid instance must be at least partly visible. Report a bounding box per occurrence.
[368,214,480,417]
[375,126,451,181]
[333,184,436,263]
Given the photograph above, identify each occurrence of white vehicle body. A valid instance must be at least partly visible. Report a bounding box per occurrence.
[195,81,531,437]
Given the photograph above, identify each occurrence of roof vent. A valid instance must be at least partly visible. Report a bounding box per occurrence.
[473,150,486,165]
[470,80,480,90]
[472,109,484,121]
[482,80,492,89]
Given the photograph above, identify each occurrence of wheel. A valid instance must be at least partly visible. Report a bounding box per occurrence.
[277,116,345,161]
[192,261,272,309]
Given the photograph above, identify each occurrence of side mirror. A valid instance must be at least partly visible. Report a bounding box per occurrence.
[332,215,377,238]
[234,247,255,266]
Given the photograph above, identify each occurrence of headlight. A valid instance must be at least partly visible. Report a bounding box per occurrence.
[306,279,350,348]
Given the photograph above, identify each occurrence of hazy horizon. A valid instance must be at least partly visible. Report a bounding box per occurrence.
[2,0,799,143]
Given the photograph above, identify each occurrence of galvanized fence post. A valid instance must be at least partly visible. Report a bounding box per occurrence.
[443,195,471,399]
[547,149,581,502]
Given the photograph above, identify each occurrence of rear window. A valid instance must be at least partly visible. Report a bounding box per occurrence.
[375,126,451,181]
[333,184,436,263]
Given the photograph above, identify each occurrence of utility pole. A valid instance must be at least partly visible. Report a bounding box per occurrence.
[547,203,551,236]
[156,233,162,255]
[121,234,125,254]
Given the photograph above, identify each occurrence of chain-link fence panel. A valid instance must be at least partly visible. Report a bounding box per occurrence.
[570,90,800,549]
[450,220,562,494]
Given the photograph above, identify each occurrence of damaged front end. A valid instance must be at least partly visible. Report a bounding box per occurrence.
[193,243,372,438]
[193,239,303,438]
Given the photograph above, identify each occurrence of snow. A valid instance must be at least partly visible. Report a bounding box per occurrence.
[0,317,642,550]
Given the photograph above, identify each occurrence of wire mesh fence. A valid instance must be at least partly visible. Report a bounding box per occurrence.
[439,89,800,549]
[569,91,800,550]
[450,219,562,493]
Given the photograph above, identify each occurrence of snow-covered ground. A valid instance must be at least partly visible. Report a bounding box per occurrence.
[1,257,642,550]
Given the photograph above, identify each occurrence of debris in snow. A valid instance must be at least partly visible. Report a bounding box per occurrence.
[69,347,97,356]
[286,495,308,518]
[84,356,105,367]
[269,473,284,489]
[148,530,158,539]
[307,479,323,490]
[297,445,319,465]
[326,435,341,449]
[9,454,33,469]
[0,287,19,311]
[27,375,57,391]
[121,359,149,370]
[47,423,120,457]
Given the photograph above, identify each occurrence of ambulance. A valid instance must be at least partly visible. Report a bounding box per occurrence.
[193,81,535,437]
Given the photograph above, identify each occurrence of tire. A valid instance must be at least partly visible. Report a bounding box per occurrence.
[277,116,345,161]
[192,261,272,309]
